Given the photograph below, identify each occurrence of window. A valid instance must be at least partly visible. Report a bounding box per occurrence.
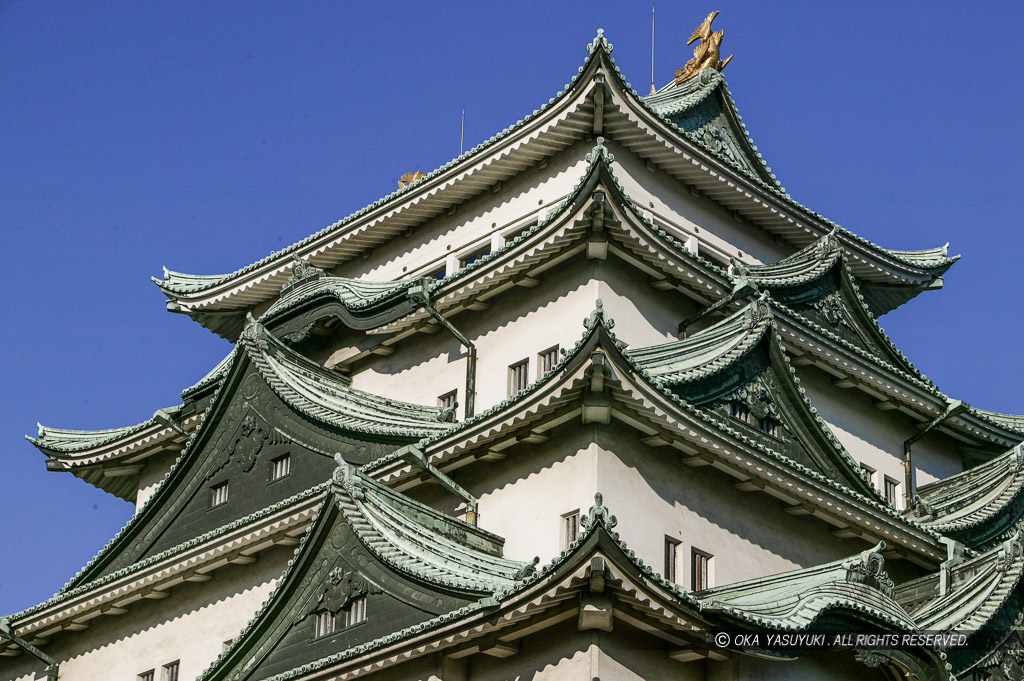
[438,390,458,410]
[664,537,681,583]
[884,477,900,508]
[345,597,367,626]
[561,510,580,549]
[459,245,490,268]
[756,417,777,437]
[138,671,155,681]
[692,549,713,591]
[538,345,560,374]
[162,661,179,681]
[698,245,730,271]
[315,610,335,638]
[508,359,529,396]
[427,266,446,280]
[860,464,876,487]
[270,455,291,481]
[729,402,750,423]
[210,481,229,507]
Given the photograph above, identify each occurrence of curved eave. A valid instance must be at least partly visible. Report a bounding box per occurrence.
[156,37,950,337]
[241,321,455,439]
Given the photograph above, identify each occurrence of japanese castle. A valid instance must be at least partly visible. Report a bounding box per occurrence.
[5,16,1024,681]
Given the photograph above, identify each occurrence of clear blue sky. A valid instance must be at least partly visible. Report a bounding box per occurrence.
[2,2,1022,615]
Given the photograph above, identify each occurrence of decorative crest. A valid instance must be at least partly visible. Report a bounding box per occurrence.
[240,314,269,351]
[743,292,771,330]
[514,556,540,580]
[674,11,733,84]
[580,492,618,534]
[998,528,1024,572]
[584,299,615,331]
[284,256,325,291]
[398,171,427,189]
[588,28,613,55]
[585,137,614,164]
[843,541,895,597]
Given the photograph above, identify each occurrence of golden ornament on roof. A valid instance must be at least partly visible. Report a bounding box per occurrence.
[398,171,427,189]
[674,10,733,84]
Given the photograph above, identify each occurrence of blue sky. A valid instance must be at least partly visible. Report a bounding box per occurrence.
[2,1,1022,615]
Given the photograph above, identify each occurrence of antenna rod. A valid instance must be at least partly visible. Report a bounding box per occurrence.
[650,3,656,95]
[460,105,465,155]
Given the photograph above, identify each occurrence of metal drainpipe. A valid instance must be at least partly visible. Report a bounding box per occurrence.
[0,619,58,680]
[409,279,477,418]
[903,400,967,506]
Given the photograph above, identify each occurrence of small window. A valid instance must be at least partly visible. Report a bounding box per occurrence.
[692,549,713,591]
[756,417,777,437]
[860,464,876,487]
[508,359,529,396]
[664,537,681,584]
[315,610,335,638]
[884,477,900,508]
[729,402,751,423]
[538,345,560,375]
[561,510,580,549]
[438,390,458,410]
[210,482,229,507]
[138,671,155,681]
[162,661,180,681]
[427,266,446,280]
[270,455,291,482]
[345,597,367,626]
[459,245,490,268]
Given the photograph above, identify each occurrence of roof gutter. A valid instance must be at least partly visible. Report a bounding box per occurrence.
[409,279,477,418]
[0,618,58,680]
[397,444,479,525]
[904,400,967,505]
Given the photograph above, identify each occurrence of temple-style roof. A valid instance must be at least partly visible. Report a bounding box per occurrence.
[627,295,771,389]
[239,320,455,437]
[912,445,1024,550]
[154,31,954,338]
[734,230,843,289]
[698,541,915,632]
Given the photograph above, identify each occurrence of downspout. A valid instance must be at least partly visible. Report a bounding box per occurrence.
[397,444,479,525]
[409,278,477,418]
[0,618,58,680]
[903,400,967,506]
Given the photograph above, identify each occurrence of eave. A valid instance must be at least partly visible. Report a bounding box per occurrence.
[154,33,952,338]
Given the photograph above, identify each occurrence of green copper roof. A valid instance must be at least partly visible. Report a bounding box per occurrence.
[28,407,180,455]
[240,319,455,438]
[627,295,771,387]
[913,445,1024,546]
[180,348,237,400]
[261,265,414,321]
[698,542,916,632]
[735,230,843,289]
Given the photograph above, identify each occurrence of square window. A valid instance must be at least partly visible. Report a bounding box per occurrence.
[438,390,458,410]
[664,537,681,584]
[315,610,335,638]
[729,402,750,424]
[138,671,155,681]
[691,549,713,591]
[538,345,560,375]
[345,597,367,626]
[210,482,229,507]
[459,246,490,268]
[561,510,580,549]
[508,359,529,396]
[270,455,291,482]
[427,266,446,280]
[162,661,179,681]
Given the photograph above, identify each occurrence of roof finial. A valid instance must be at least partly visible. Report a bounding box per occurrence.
[674,11,733,84]
[398,171,426,189]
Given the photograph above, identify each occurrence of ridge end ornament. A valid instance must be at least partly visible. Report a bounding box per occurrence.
[674,11,734,84]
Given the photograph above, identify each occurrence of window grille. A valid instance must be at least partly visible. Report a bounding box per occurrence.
[315,611,335,638]
[884,477,900,507]
[438,391,458,410]
[270,455,290,481]
[459,246,490,268]
[729,402,750,423]
[210,482,229,507]
[692,549,712,591]
[508,359,529,395]
[561,510,580,549]
[138,671,155,681]
[538,346,560,374]
[345,597,367,626]
[162,661,179,681]
[664,537,681,583]
[756,417,777,437]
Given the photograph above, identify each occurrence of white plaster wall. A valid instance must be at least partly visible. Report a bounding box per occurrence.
[608,139,790,267]
[4,546,290,681]
[135,450,178,512]
[799,365,963,502]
